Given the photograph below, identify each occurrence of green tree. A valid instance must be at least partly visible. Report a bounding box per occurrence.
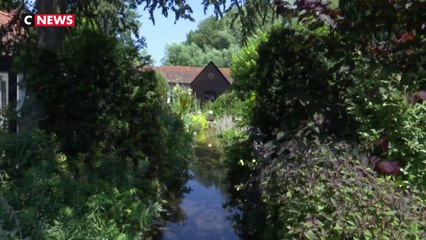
[186,15,241,49]
[162,42,239,67]
[225,1,426,237]
[231,31,268,98]
[161,4,281,67]
[162,43,204,66]
[2,28,193,239]
[0,0,21,9]
[162,14,243,67]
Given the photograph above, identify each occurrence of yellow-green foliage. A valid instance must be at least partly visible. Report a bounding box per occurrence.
[182,113,209,133]
[170,84,198,115]
[231,31,268,97]
[191,114,209,131]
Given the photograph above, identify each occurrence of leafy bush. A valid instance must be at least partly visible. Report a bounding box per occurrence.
[188,114,209,132]
[0,129,60,239]
[346,56,426,189]
[238,26,356,141]
[204,90,256,138]
[160,109,193,194]
[16,30,139,155]
[231,32,268,99]
[167,83,210,134]
[221,128,255,179]
[168,84,200,116]
[0,129,162,239]
[258,141,426,240]
[204,90,246,118]
[2,29,193,239]
[14,28,192,178]
[224,1,426,238]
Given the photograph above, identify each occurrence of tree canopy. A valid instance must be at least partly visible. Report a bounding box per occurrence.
[161,14,242,67]
[161,6,280,67]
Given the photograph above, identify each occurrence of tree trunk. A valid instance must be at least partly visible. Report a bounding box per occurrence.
[35,0,67,49]
[19,0,67,131]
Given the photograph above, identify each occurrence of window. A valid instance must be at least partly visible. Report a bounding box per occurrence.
[204,90,216,102]
[207,73,215,79]
[0,72,8,109]
[17,73,25,110]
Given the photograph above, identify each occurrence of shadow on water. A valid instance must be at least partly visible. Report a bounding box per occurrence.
[153,129,240,240]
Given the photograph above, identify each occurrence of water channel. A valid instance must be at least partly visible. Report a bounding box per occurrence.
[155,130,240,240]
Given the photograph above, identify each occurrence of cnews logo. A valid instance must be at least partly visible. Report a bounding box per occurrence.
[22,14,75,27]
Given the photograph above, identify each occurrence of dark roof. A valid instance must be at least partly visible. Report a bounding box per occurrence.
[153,64,233,84]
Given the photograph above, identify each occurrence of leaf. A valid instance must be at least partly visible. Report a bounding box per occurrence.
[276,131,285,140]
[384,211,396,216]
[304,229,316,239]
[334,222,343,231]
[363,229,372,239]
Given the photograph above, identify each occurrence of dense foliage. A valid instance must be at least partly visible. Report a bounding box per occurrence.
[0,129,162,239]
[204,90,247,118]
[163,42,240,67]
[221,0,426,238]
[230,32,268,98]
[16,30,176,176]
[259,141,426,239]
[346,57,426,189]
[1,29,193,238]
[251,26,356,140]
[2,0,425,238]
[162,5,282,67]
[162,15,242,67]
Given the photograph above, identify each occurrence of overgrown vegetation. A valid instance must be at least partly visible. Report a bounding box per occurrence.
[220,0,426,239]
[0,29,193,239]
[259,141,426,239]
[161,8,280,67]
[1,0,426,238]
[0,129,163,239]
[162,15,242,67]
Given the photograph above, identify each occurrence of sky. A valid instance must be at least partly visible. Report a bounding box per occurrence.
[138,0,215,66]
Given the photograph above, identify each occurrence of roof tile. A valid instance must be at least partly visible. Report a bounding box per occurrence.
[153,65,233,84]
[1,10,26,56]
[0,10,17,26]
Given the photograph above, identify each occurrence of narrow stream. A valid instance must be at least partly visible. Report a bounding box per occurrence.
[156,130,240,239]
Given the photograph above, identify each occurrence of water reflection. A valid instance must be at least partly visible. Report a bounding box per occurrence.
[155,130,239,240]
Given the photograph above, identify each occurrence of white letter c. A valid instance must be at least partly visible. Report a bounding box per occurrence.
[24,15,32,25]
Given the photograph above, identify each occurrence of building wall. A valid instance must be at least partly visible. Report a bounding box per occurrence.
[190,63,230,102]
[1,56,24,132]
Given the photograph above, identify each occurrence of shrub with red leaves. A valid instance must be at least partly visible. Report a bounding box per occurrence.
[410,90,426,105]
[397,32,416,44]
[256,141,426,239]
[375,161,401,177]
